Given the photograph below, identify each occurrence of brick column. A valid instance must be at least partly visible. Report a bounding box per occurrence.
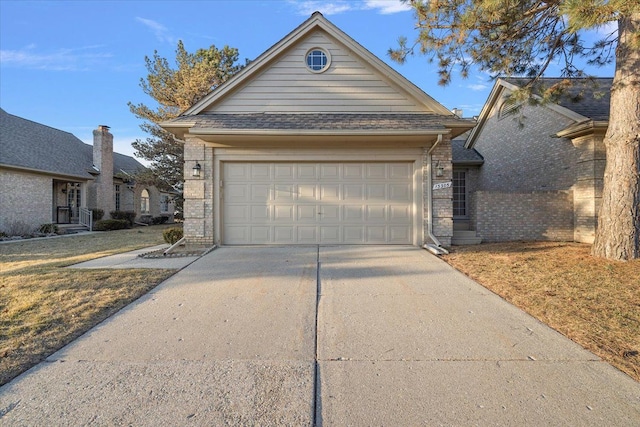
[183,136,214,246]
[92,125,114,215]
[425,135,453,246]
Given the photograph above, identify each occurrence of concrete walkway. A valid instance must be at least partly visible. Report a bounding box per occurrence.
[1,246,638,425]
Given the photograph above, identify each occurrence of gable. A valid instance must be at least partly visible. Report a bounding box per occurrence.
[206,29,429,114]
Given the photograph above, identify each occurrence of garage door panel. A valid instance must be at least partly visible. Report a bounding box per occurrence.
[366,205,386,221]
[390,163,412,179]
[320,226,340,243]
[320,164,340,179]
[320,184,340,200]
[251,227,270,243]
[297,164,317,180]
[366,226,386,242]
[367,184,386,200]
[274,226,295,243]
[320,205,340,221]
[274,164,295,179]
[390,226,411,243]
[226,184,249,202]
[274,205,294,221]
[366,163,386,179]
[223,162,413,245]
[298,184,316,200]
[344,184,364,200]
[343,205,364,221]
[275,185,295,200]
[343,164,364,179]
[251,206,270,221]
[251,184,271,202]
[344,226,365,243]
[297,205,317,221]
[389,184,412,202]
[250,164,270,180]
[298,226,317,243]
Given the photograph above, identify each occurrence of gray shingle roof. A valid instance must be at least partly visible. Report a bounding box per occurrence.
[452,139,484,165]
[0,108,145,179]
[171,113,470,131]
[504,77,612,121]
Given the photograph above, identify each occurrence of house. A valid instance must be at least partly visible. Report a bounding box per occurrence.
[160,12,474,248]
[458,77,612,244]
[0,108,175,233]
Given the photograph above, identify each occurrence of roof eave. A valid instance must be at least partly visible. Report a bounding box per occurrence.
[556,120,609,139]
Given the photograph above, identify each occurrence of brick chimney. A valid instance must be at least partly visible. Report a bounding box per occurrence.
[92,125,114,215]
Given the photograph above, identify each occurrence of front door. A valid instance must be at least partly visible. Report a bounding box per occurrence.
[67,184,81,223]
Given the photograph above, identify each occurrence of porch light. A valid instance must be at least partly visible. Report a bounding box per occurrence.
[435,161,444,177]
[192,161,202,178]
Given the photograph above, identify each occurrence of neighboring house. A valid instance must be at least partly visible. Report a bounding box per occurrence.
[0,108,174,233]
[459,77,612,244]
[161,12,474,248]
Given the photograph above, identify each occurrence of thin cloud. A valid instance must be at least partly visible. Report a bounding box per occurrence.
[136,17,176,44]
[0,45,112,71]
[467,83,488,91]
[288,0,410,16]
[363,0,411,14]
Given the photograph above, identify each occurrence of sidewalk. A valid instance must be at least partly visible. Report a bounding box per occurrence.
[69,244,202,270]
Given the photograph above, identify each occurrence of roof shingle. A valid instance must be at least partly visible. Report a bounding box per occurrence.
[0,109,145,178]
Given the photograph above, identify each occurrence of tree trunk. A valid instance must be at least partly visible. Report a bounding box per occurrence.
[592,13,640,260]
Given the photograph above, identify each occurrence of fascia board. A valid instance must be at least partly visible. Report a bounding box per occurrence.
[188,128,450,137]
[0,163,94,181]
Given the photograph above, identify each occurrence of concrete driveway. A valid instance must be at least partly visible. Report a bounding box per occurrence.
[1,246,639,425]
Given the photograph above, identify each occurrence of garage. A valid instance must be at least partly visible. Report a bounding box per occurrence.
[222,162,414,244]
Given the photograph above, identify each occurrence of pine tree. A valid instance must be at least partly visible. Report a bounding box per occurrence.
[391,0,640,260]
[128,41,243,193]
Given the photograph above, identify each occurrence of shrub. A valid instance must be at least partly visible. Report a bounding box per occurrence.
[138,215,153,225]
[110,210,136,226]
[152,215,169,225]
[94,219,129,231]
[39,223,59,234]
[90,208,104,221]
[163,227,183,245]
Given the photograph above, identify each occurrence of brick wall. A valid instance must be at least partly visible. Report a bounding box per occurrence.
[474,191,574,242]
[474,102,578,192]
[183,137,215,245]
[0,169,52,233]
[424,136,453,246]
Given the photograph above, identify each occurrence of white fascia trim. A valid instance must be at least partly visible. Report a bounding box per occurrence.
[189,129,451,137]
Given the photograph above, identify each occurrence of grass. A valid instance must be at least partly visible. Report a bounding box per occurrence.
[443,241,640,382]
[0,225,178,385]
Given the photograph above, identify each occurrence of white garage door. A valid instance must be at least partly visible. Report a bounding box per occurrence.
[222,162,413,244]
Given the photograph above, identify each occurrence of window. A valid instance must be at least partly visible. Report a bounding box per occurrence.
[453,170,467,218]
[305,48,330,73]
[140,189,150,214]
[114,184,121,211]
[160,194,169,213]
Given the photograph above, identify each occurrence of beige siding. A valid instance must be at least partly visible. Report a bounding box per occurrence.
[207,31,426,113]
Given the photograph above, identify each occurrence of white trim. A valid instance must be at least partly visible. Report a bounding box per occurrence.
[213,148,423,246]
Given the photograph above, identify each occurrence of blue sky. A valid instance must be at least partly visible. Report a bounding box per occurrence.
[0,0,615,161]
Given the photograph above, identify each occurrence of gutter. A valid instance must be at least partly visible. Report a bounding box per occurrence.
[424,134,450,255]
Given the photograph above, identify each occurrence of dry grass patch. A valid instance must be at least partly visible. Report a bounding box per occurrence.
[0,226,178,385]
[443,241,640,382]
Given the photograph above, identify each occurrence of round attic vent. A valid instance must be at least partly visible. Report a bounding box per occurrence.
[305,48,330,73]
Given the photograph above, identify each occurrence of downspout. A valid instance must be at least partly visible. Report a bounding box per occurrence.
[424,134,449,255]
